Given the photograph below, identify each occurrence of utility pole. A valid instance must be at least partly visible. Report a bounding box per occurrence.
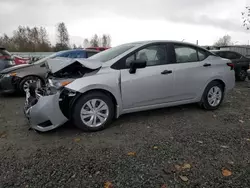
[196,40,198,45]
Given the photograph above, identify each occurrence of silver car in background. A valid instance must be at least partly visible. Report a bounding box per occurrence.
[24,41,235,132]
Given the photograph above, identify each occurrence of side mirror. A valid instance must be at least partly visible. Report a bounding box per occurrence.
[129,60,146,74]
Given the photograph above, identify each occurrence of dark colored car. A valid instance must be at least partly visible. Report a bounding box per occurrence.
[0,47,15,71]
[211,50,249,81]
[0,49,99,94]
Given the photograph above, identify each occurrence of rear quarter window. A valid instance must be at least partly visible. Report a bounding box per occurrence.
[197,49,209,61]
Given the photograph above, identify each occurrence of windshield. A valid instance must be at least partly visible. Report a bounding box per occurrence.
[33,52,62,65]
[88,43,138,62]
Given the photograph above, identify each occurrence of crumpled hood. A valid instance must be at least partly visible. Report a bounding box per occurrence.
[0,64,32,73]
[46,57,102,74]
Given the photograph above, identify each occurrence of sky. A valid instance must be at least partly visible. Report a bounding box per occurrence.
[0,0,250,47]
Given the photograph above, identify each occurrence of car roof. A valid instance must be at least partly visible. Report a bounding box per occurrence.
[125,40,199,46]
[122,40,210,51]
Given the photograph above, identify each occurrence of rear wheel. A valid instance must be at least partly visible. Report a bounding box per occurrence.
[72,92,114,132]
[236,69,247,81]
[200,81,224,110]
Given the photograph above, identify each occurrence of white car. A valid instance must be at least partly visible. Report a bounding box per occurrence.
[24,41,235,132]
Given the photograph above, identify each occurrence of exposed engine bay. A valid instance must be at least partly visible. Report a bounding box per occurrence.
[46,61,95,78]
[31,58,102,96]
[24,58,102,113]
[23,58,102,132]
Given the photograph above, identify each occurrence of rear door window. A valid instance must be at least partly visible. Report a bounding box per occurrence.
[217,52,227,58]
[224,52,241,60]
[197,49,208,61]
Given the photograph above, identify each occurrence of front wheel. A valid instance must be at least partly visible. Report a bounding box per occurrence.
[72,92,114,132]
[19,76,42,94]
[200,81,224,110]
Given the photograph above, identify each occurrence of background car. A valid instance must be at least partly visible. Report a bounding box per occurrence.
[24,41,235,132]
[211,50,249,81]
[0,47,30,67]
[0,49,99,94]
[12,55,31,65]
[0,47,15,71]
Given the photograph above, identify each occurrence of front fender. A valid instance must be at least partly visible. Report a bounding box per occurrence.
[65,68,123,116]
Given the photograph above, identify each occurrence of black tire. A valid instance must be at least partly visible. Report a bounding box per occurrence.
[19,76,42,94]
[200,81,224,110]
[236,69,247,81]
[72,91,114,132]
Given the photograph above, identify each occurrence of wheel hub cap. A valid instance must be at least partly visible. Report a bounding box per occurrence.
[207,86,222,107]
[80,99,109,127]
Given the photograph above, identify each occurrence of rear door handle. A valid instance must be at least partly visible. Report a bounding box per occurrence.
[203,63,211,67]
[161,70,172,74]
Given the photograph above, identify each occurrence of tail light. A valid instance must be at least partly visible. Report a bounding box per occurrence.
[227,62,234,70]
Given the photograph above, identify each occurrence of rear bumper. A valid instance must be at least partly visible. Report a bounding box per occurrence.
[24,91,68,132]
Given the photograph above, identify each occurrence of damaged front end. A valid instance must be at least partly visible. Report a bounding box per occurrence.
[24,58,102,132]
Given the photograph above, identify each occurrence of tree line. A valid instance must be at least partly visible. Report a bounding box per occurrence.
[0,22,111,52]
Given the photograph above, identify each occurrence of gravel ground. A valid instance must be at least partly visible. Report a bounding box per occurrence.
[0,82,250,188]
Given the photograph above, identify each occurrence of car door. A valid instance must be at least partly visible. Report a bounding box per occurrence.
[120,43,176,109]
[171,43,212,101]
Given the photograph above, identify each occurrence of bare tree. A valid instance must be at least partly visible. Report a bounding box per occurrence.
[0,25,111,52]
[55,22,70,51]
[39,27,52,51]
[102,34,111,47]
[83,39,90,48]
[214,35,232,46]
[90,34,99,47]
[242,6,250,30]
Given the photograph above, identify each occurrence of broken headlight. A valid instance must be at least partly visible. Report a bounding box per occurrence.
[48,79,73,89]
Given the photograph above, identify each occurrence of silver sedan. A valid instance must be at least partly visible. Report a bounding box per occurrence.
[24,41,235,132]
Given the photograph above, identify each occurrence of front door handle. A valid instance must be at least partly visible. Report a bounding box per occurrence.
[161,70,172,75]
[203,63,211,67]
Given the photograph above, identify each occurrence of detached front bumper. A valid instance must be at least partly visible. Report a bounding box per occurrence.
[24,91,68,132]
